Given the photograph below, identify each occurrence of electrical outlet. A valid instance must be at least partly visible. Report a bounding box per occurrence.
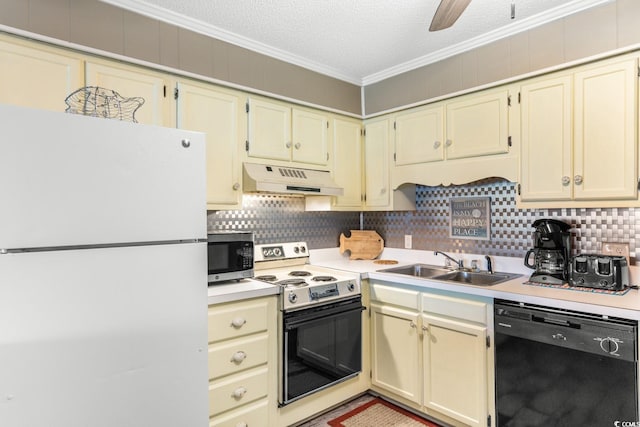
[404,235,412,249]
[602,242,630,264]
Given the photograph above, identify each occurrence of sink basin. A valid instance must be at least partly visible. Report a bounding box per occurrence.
[380,263,449,279]
[430,270,521,286]
[379,263,521,286]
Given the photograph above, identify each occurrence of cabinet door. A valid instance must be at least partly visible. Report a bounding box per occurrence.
[370,303,420,404]
[292,108,329,166]
[363,119,390,209]
[85,61,174,126]
[0,37,83,112]
[422,314,487,427]
[177,81,244,210]
[247,97,291,162]
[574,58,638,200]
[520,75,573,201]
[445,89,510,160]
[332,117,363,209]
[395,105,444,165]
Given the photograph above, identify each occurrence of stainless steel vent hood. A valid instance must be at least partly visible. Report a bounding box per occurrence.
[243,162,344,196]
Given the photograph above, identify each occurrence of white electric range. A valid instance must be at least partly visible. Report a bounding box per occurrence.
[253,241,360,311]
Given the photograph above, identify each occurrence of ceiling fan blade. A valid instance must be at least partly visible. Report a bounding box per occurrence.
[429,0,472,31]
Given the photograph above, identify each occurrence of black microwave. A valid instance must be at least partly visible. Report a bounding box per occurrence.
[207,232,254,283]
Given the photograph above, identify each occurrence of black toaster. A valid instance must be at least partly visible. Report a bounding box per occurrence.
[568,254,629,291]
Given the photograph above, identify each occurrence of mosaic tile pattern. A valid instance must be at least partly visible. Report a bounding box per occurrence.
[207,182,638,262]
[207,194,360,249]
[365,179,637,262]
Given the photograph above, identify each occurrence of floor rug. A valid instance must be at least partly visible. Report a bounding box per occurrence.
[327,397,440,427]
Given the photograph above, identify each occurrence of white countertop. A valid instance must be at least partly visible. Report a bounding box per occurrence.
[207,278,279,304]
[310,247,640,320]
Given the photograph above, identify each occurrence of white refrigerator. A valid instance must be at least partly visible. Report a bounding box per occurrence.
[0,104,209,426]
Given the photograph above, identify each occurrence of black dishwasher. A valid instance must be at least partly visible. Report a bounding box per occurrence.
[495,300,638,426]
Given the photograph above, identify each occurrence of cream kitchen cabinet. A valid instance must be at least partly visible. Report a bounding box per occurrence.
[363,117,416,211]
[208,296,277,427]
[392,87,516,188]
[177,80,245,210]
[519,55,638,207]
[329,116,364,209]
[246,97,329,168]
[369,282,493,427]
[85,60,175,127]
[0,35,84,112]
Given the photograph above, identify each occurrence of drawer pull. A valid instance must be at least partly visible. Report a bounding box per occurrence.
[232,387,247,399]
[231,317,246,328]
[231,351,247,363]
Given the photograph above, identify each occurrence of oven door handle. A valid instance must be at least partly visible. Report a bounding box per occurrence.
[284,304,365,330]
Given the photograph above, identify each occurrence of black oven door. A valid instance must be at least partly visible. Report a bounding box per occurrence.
[281,296,364,405]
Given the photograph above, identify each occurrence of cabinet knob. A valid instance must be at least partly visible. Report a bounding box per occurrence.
[236,423,248,427]
[231,351,247,363]
[433,140,441,149]
[561,176,571,186]
[445,139,452,147]
[574,175,583,185]
[231,317,246,328]
[286,141,292,149]
[380,188,387,195]
[294,142,301,149]
[232,387,247,399]
[232,182,240,191]
[410,321,417,329]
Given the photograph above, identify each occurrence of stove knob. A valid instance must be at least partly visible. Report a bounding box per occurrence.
[293,246,299,253]
[599,337,620,355]
[347,282,355,292]
[300,245,306,253]
[288,292,298,304]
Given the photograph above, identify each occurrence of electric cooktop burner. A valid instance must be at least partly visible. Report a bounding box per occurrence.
[254,275,277,282]
[277,278,308,287]
[312,276,337,282]
[289,271,312,277]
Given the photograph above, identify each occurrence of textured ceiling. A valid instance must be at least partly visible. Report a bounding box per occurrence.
[105,0,613,84]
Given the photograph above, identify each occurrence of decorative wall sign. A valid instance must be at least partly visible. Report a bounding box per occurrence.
[449,197,491,240]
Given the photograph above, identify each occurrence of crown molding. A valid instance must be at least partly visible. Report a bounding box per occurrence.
[102,0,614,86]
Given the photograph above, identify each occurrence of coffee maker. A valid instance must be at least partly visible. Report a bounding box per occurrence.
[524,218,572,285]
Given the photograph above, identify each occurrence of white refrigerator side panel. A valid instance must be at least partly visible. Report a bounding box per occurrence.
[0,104,206,249]
[0,243,208,427]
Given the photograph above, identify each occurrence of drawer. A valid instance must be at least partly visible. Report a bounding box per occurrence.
[209,366,269,416]
[209,333,269,380]
[421,292,489,324]
[370,282,420,310]
[209,399,268,427]
[209,298,270,343]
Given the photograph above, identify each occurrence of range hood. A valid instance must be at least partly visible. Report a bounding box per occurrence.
[243,162,344,196]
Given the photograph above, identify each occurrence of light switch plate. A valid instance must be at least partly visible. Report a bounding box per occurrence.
[404,235,412,249]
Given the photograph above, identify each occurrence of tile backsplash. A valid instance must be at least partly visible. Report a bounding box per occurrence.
[207,180,638,263]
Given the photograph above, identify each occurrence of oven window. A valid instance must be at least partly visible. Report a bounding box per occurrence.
[283,299,362,404]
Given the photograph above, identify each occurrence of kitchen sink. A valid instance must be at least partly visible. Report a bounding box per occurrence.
[380,263,449,278]
[379,263,521,286]
[430,270,521,286]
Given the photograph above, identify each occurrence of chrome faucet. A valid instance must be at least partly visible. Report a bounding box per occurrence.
[434,251,464,269]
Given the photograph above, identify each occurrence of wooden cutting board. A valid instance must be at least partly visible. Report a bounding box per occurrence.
[339,230,384,260]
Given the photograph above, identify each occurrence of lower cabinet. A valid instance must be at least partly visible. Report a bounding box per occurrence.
[370,282,493,427]
[208,296,277,427]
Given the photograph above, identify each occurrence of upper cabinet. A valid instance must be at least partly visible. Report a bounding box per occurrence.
[85,60,176,127]
[0,36,84,112]
[518,55,638,207]
[392,86,517,188]
[176,80,245,210]
[330,116,364,209]
[246,97,329,168]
